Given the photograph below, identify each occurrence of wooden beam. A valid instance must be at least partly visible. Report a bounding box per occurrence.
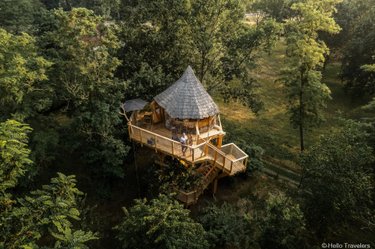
[217,134,223,148]
[212,178,218,194]
[217,114,223,130]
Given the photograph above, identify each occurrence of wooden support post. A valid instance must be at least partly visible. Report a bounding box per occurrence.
[217,114,222,130]
[212,178,218,194]
[213,149,218,164]
[195,121,200,143]
[217,135,223,149]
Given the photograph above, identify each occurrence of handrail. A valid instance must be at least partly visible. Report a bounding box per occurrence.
[128,122,248,175]
[128,123,207,150]
[232,155,249,163]
[222,143,248,157]
[207,143,227,157]
[129,122,249,204]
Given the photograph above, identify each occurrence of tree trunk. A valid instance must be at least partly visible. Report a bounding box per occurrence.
[299,118,304,151]
[199,51,206,83]
[299,69,305,152]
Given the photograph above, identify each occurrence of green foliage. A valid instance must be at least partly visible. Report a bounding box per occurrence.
[0,28,52,119]
[119,0,280,112]
[0,120,32,202]
[0,0,43,33]
[199,202,253,249]
[258,193,306,249]
[0,120,96,248]
[244,144,265,174]
[118,0,191,100]
[1,173,98,248]
[300,120,375,235]
[250,0,297,22]
[228,138,264,175]
[187,0,245,84]
[340,0,375,96]
[42,8,129,177]
[154,159,203,193]
[51,227,97,249]
[115,194,208,249]
[281,0,342,150]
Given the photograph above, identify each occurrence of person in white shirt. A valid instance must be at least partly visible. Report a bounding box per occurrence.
[180,132,188,156]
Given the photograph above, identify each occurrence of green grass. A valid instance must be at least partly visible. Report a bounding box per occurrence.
[218,40,367,167]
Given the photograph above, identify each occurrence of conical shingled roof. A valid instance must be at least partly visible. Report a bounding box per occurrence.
[154,66,219,119]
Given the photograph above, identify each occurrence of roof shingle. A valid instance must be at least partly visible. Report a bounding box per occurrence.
[154,66,219,119]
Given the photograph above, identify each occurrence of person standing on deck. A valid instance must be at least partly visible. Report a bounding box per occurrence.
[180,132,188,156]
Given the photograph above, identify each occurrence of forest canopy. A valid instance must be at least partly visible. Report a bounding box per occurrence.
[0,0,374,248]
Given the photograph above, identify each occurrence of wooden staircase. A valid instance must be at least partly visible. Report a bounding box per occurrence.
[128,122,249,204]
[198,163,221,191]
[176,163,221,205]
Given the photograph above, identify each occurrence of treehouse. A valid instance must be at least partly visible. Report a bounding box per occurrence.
[123,66,248,205]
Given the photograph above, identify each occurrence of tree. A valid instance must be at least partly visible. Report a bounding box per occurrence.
[42,8,129,178]
[117,0,192,100]
[341,1,375,97]
[281,0,342,151]
[199,202,253,249]
[187,0,278,112]
[0,0,44,33]
[0,120,97,249]
[0,120,32,201]
[115,194,208,249]
[118,0,278,112]
[258,193,306,249]
[300,120,374,237]
[0,28,52,120]
[250,0,297,22]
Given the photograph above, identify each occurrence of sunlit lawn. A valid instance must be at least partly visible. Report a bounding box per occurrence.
[217,40,367,166]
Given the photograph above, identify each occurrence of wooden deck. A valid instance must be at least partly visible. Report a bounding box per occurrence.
[128,123,248,175]
[128,122,249,204]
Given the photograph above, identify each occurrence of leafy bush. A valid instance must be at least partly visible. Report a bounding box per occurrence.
[198,202,253,249]
[258,193,306,249]
[300,119,375,235]
[155,159,203,192]
[115,194,208,249]
[242,143,265,175]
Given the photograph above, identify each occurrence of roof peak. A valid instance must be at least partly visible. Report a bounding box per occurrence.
[153,66,219,119]
[180,66,200,85]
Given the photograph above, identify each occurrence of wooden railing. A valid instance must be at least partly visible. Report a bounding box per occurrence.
[128,123,208,163]
[128,123,248,175]
[219,143,249,175]
[175,165,220,205]
[206,143,248,175]
[175,189,199,205]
